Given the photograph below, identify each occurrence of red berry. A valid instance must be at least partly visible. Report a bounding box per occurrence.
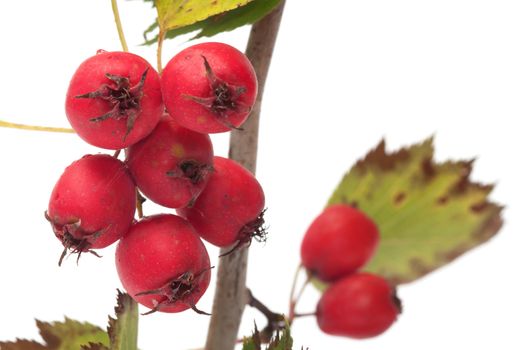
[177,156,265,248]
[115,214,211,314]
[126,114,213,208]
[316,273,401,339]
[161,42,258,133]
[46,154,136,265]
[301,204,379,282]
[66,50,163,149]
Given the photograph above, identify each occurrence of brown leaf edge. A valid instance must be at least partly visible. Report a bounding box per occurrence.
[107,289,135,345]
[81,343,109,350]
[0,339,47,350]
[0,318,108,350]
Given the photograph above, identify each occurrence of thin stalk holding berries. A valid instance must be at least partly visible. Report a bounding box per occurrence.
[111,0,129,52]
[157,29,166,73]
[0,120,74,133]
[204,2,286,350]
[0,0,129,134]
[288,264,312,324]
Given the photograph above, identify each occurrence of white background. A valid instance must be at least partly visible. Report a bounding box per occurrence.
[0,0,526,349]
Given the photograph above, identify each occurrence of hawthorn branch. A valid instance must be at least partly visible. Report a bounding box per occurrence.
[204,2,286,350]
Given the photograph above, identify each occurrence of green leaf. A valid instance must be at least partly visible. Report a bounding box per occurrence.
[143,0,281,44]
[0,292,137,350]
[242,323,262,350]
[0,318,110,350]
[326,137,503,285]
[242,320,295,350]
[107,290,138,350]
[38,318,109,350]
[154,0,254,32]
[266,323,293,350]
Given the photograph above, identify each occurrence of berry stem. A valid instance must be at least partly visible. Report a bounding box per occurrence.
[0,120,75,133]
[292,311,316,318]
[204,2,286,350]
[136,189,145,219]
[156,28,166,73]
[288,264,311,323]
[288,263,303,308]
[111,0,129,52]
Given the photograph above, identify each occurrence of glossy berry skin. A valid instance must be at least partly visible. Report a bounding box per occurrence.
[178,156,265,248]
[115,214,211,314]
[46,154,136,264]
[126,114,213,209]
[301,204,379,282]
[66,50,163,150]
[316,273,400,339]
[161,42,258,134]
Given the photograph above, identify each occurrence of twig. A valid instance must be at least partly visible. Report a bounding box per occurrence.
[288,264,311,324]
[204,2,286,350]
[111,0,129,52]
[0,120,74,133]
[157,29,166,73]
[246,289,286,344]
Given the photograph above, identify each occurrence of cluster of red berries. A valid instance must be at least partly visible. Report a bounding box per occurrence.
[301,204,401,338]
[45,42,266,314]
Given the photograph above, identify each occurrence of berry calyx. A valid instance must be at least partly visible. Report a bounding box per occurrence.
[185,56,250,129]
[44,213,103,266]
[135,267,213,315]
[115,214,211,314]
[171,159,213,185]
[66,51,163,149]
[301,204,379,282]
[161,42,258,134]
[316,273,401,339]
[177,156,266,249]
[46,154,136,265]
[126,115,214,209]
[76,69,148,137]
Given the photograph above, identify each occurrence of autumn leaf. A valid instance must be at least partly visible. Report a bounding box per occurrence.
[326,137,503,285]
[0,318,109,350]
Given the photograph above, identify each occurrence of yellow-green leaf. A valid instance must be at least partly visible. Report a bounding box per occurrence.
[327,137,503,285]
[143,0,281,44]
[0,318,110,350]
[37,318,109,350]
[154,0,254,31]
